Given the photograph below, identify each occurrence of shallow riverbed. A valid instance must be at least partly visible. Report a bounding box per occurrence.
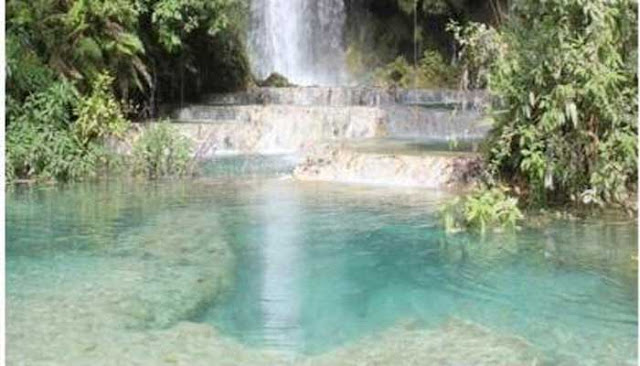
[6,157,638,365]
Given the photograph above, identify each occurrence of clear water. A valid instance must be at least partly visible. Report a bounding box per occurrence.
[344,137,480,156]
[6,158,638,365]
[200,154,300,178]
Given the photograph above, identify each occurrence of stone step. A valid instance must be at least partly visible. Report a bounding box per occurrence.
[171,105,256,123]
[161,87,491,160]
[171,104,387,124]
[170,106,387,157]
[293,144,481,189]
[202,87,488,109]
[169,104,489,141]
[384,105,489,140]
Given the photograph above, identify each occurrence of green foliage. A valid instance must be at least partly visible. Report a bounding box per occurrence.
[373,56,413,87]
[7,0,149,97]
[441,187,523,234]
[6,76,127,183]
[6,34,57,101]
[7,121,106,182]
[6,0,245,183]
[9,81,81,128]
[74,73,129,145]
[448,20,504,90]
[418,51,459,87]
[140,0,250,104]
[7,0,246,109]
[485,0,638,208]
[464,188,523,233]
[66,0,149,95]
[131,122,193,179]
[7,86,90,182]
[150,0,234,53]
[372,51,458,88]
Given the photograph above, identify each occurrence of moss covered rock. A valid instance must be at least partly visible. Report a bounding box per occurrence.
[258,72,295,87]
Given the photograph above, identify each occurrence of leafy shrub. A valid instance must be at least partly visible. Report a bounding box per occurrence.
[6,76,127,183]
[74,73,129,146]
[485,0,638,208]
[418,51,459,88]
[441,187,523,234]
[372,51,458,89]
[131,122,193,179]
[5,0,244,183]
[7,81,81,181]
[373,56,413,88]
[7,115,106,182]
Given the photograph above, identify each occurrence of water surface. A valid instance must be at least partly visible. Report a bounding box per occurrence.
[6,157,638,365]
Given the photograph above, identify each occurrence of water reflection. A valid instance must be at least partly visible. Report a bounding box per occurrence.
[259,181,303,351]
[206,180,637,361]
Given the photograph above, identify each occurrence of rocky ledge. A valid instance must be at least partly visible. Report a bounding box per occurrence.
[174,105,388,156]
[293,144,482,189]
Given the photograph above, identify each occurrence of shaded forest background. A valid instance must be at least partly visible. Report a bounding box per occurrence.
[7,0,506,118]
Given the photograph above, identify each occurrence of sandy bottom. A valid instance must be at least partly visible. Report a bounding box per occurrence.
[7,227,546,366]
[7,211,544,365]
[9,306,545,366]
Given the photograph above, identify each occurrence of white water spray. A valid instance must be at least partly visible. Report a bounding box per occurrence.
[247,0,347,86]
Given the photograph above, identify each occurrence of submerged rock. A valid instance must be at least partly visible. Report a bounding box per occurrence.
[106,209,235,329]
[308,318,543,366]
[6,208,238,365]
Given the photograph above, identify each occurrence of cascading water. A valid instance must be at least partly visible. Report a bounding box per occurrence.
[248,0,347,86]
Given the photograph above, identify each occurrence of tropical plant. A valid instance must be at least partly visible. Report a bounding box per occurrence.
[6,75,127,182]
[6,80,79,182]
[440,186,523,234]
[65,0,150,97]
[373,56,413,87]
[74,73,129,146]
[6,0,245,110]
[485,0,638,208]
[131,121,193,179]
[418,50,459,88]
[149,0,235,53]
[372,50,458,89]
[6,112,104,182]
[447,20,504,90]
[7,0,149,98]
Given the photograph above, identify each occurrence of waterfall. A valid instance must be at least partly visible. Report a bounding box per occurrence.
[248,0,347,86]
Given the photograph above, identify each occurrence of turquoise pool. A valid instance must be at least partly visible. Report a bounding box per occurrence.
[6,160,638,365]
